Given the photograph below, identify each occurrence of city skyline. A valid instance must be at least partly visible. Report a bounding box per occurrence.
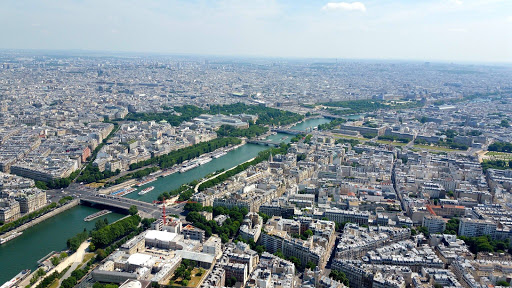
[1,0,511,63]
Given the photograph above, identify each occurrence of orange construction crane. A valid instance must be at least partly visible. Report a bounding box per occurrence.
[153,200,167,225]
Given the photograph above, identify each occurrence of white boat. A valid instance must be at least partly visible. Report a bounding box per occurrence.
[0,231,23,245]
[135,177,157,187]
[138,186,154,195]
[197,157,212,165]
[160,169,177,177]
[0,269,30,288]
[211,151,227,159]
[179,162,199,173]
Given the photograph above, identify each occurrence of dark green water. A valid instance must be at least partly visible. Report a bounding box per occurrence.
[0,206,123,284]
[125,143,269,202]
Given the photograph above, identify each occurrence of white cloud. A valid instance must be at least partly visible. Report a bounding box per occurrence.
[507,16,512,22]
[322,2,366,12]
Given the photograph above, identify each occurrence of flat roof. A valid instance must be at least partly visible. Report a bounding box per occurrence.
[127,253,153,266]
[145,230,178,243]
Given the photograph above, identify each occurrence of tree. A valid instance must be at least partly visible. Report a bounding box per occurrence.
[329,270,349,286]
[288,256,301,269]
[444,218,460,235]
[196,268,205,276]
[95,219,108,231]
[183,269,191,281]
[255,245,265,255]
[226,276,238,287]
[184,202,204,212]
[67,229,89,252]
[303,229,313,239]
[497,280,510,287]
[50,256,60,266]
[417,226,430,237]
[142,218,155,229]
[306,261,316,270]
[129,205,138,216]
[96,249,107,260]
[274,250,285,259]
[61,277,77,288]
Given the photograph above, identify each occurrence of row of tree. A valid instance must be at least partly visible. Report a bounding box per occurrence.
[216,124,268,138]
[208,103,304,126]
[127,103,305,128]
[489,142,512,153]
[378,135,410,143]
[91,215,141,248]
[323,99,422,115]
[482,160,512,172]
[335,138,361,146]
[129,137,241,170]
[125,105,204,126]
[317,118,347,131]
[76,166,120,184]
[0,202,57,233]
[459,235,511,254]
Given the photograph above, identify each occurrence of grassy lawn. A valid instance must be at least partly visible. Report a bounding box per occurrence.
[48,279,59,288]
[186,268,207,287]
[333,134,367,141]
[486,151,512,159]
[81,253,95,265]
[169,268,207,288]
[376,140,408,146]
[413,144,462,152]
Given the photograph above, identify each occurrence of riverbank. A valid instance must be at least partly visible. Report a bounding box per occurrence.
[193,156,257,193]
[0,199,79,241]
[27,240,91,288]
[0,206,124,284]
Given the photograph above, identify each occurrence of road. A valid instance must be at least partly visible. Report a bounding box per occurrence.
[80,194,161,219]
[59,241,91,285]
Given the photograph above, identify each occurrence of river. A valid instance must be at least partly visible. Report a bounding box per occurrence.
[0,117,331,284]
[0,206,124,284]
[125,117,332,203]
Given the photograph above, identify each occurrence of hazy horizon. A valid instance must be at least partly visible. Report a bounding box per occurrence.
[1,0,511,63]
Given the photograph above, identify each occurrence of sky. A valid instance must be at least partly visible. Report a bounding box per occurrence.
[1,0,511,63]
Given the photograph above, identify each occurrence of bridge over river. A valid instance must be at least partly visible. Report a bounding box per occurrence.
[80,194,162,219]
[270,128,303,135]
